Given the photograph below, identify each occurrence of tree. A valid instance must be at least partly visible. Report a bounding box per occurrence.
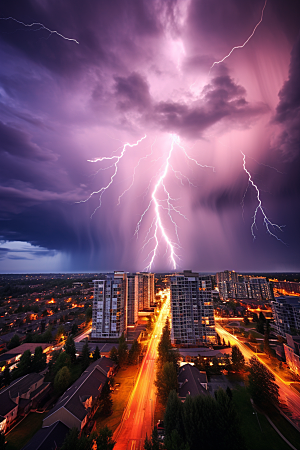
[252,313,259,323]
[53,351,71,375]
[94,426,115,450]
[264,323,272,357]
[248,356,279,408]
[61,426,115,450]
[85,306,92,324]
[98,380,113,417]
[60,427,90,450]
[164,429,189,450]
[118,334,128,367]
[2,367,10,387]
[12,349,32,379]
[164,390,184,440]
[54,366,71,394]
[81,340,90,372]
[55,325,66,342]
[40,327,52,343]
[0,430,6,450]
[64,335,76,362]
[231,346,245,371]
[226,386,233,400]
[164,389,245,450]
[93,345,101,361]
[109,346,118,364]
[214,388,245,450]
[7,334,20,350]
[128,339,141,364]
[31,346,46,373]
[155,362,178,405]
[24,333,33,343]
[243,316,249,325]
[71,323,78,335]
[143,427,160,450]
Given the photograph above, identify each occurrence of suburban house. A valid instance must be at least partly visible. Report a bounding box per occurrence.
[43,357,115,431]
[0,373,50,433]
[22,421,70,450]
[0,343,51,371]
[178,363,209,400]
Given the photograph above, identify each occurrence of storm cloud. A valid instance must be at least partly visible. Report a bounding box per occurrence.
[0,0,300,273]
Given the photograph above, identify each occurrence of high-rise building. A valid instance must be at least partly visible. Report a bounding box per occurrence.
[271,296,300,337]
[127,273,139,327]
[170,271,216,345]
[91,272,127,341]
[247,277,272,301]
[137,272,154,311]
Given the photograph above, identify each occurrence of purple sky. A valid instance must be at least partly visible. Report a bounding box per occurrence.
[0,0,300,273]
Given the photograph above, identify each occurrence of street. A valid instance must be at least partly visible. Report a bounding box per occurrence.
[113,298,170,450]
[216,323,300,428]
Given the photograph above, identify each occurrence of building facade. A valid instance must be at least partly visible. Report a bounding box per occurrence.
[271,296,300,337]
[137,272,155,311]
[216,271,272,302]
[170,271,216,345]
[127,273,139,327]
[91,272,127,341]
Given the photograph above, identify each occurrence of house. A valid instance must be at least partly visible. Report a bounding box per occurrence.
[177,347,225,364]
[178,363,209,401]
[22,421,69,450]
[0,343,51,371]
[0,373,50,432]
[43,357,115,430]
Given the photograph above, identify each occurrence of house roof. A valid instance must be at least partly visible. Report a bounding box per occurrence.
[0,343,50,363]
[178,348,223,358]
[22,421,69,450]
[45,357,115,424]
[0,373,44,416]
[178,364,209,398]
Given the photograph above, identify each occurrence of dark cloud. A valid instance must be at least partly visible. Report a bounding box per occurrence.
[114,72,151,112]
[152,75,267,137]
[0,0,299,272]
[0,121,55,161]
[274,35,300,159]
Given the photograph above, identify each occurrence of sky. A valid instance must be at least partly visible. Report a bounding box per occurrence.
[0,0,300,274]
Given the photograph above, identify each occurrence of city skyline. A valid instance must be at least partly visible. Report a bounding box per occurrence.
[0,1,300,273]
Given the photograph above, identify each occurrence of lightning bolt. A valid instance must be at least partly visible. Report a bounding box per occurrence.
[209,0,267,73]
[81,132,213,270]
[78,135,147,217]
[241,152,284,243]
[117,138,156,205]
[135,134,214,271]
[0,17,79,44]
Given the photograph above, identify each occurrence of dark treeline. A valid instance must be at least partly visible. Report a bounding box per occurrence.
[163,389,245,450]
[155,319,179,404]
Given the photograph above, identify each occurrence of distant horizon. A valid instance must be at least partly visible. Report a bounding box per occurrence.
[1,270,300,277]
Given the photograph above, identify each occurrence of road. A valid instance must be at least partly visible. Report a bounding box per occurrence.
[74,325,92,343]
[114,297,170,450]
[216,323,300,428]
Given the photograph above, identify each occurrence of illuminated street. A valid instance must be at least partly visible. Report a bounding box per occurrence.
[74,325,92,343]
[114,293,170,450]
[216,323,300,428]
